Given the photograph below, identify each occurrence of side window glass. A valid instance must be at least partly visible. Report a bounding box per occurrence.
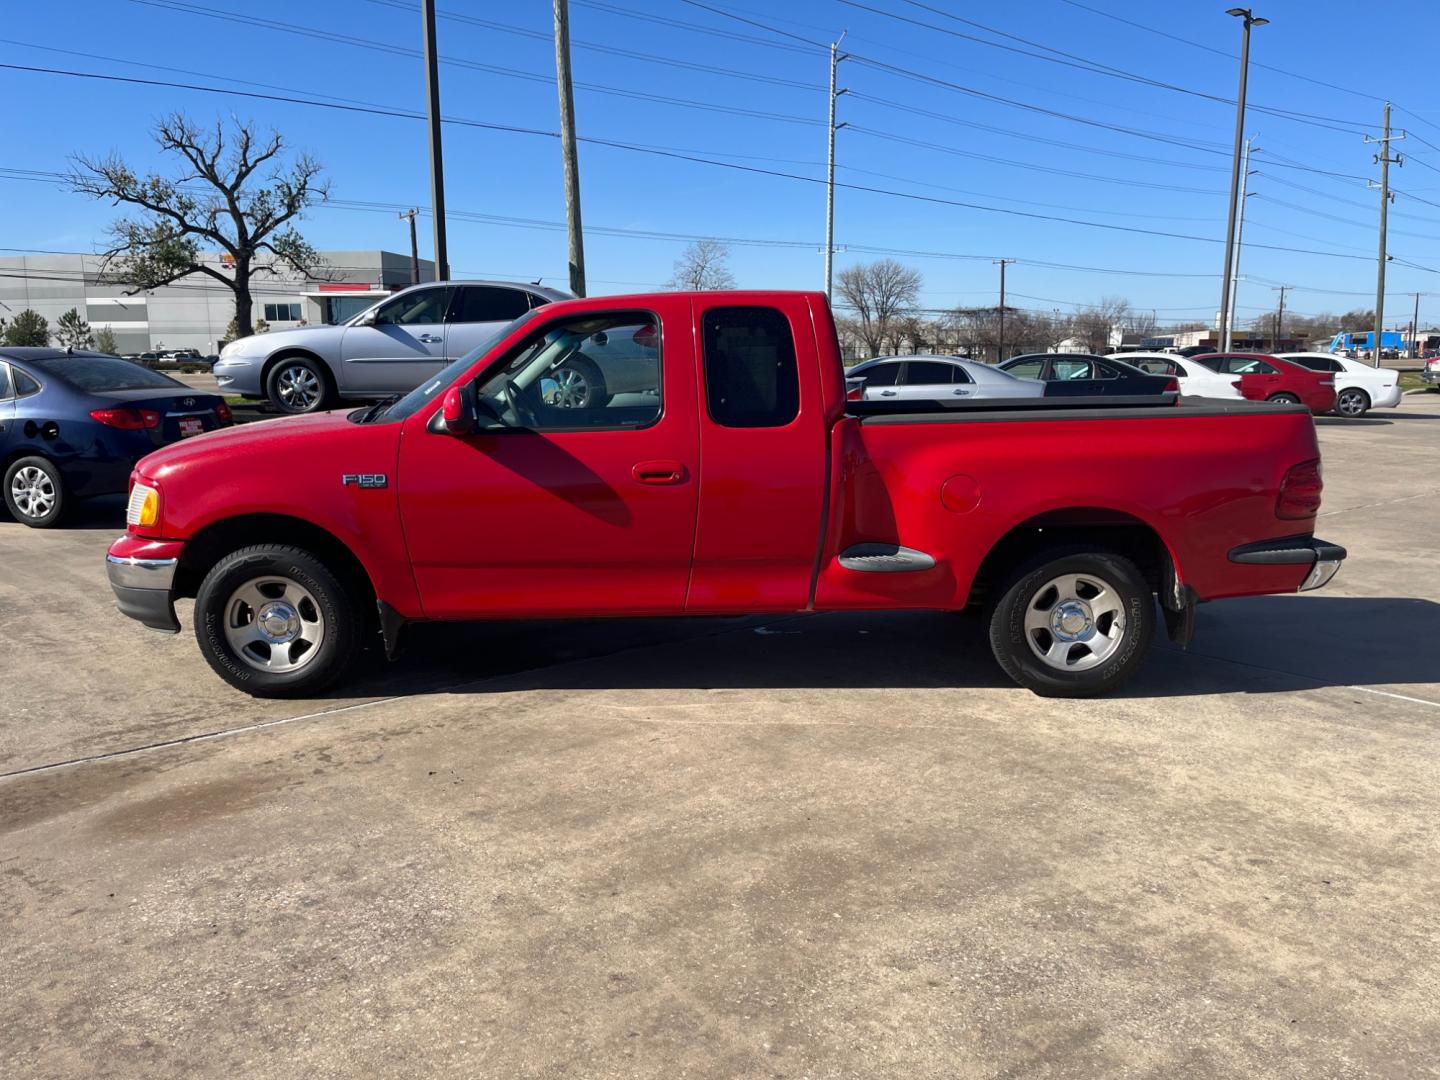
[951,364,973,384]
[857,363,900,386]
[13,369,40,396]
[1005,359,1044,379]
[0,363,11,400]
[377,287,453,326]
[475,312,660,431]
[1093,361,1122,380]
[449,287,533,324]
[905,361,955,384]
[702,306,800,428]
[1053,359,1093,380]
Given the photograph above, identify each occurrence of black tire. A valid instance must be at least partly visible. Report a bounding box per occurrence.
[1267,392,1301,405]
[4,455,66,528]
[194,544,361,697]
[1334,387,1370,418]
[548,357,610,408]
[987,549,1155,698]
[266,355,334,415]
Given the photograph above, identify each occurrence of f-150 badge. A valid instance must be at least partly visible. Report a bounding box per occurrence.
[342,473,388,489]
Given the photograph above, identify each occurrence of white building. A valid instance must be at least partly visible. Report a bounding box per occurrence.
[0,249,435,354]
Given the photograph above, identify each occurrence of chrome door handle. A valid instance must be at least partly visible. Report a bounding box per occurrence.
[952,388,969,395]
[418,333,443,343]
[880,390,897,396]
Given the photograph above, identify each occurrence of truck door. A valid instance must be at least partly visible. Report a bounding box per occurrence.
[687,296,829,612]
[396,298,699,618]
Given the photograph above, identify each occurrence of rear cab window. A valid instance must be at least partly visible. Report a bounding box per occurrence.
[702,306,799,428]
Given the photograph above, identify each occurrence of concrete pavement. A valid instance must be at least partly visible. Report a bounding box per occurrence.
[3,397,1439,1078]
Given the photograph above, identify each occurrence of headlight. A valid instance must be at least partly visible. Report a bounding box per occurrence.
[127,482,160,528]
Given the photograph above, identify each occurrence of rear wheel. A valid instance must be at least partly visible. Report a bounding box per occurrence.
[988,550,1155,698]
[1267,392,1301,405]
[1334,387,1370,417]
[545,357,609,408]
[267,356,334,414]
[194,544,361,697]
[4,456,66,528]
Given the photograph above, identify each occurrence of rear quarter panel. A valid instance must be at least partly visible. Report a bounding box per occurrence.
[814,407,1323,609]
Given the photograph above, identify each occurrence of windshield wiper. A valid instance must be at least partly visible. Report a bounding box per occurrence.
[359,394,401,423]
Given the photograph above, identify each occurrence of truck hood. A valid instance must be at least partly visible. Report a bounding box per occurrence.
[134,408,380,481]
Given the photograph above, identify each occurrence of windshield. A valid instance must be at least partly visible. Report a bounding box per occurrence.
[380,311,538,422]
[29,355,181,392]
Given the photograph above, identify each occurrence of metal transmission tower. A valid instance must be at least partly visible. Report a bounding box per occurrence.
[421,0,449,281]
[824,33,849,302]
[1218,8,1267,353]
[994,259,1015,362]
[553,0,587,297]
[1365,103,1404,367]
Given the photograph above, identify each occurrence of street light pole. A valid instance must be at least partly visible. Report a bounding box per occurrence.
[1226,134,1256,350]
[1218,8,1267,353]
[421,0,449,281]
[399,208,420,284]
[824,33,849,302]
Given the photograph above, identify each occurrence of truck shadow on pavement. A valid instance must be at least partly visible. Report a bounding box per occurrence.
[340,594,1440,702]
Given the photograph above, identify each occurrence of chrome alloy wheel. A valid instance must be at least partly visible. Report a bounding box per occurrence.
[10,466,56,519]
[275,363,322,411]
[1022,572,1126,672]
[222,576,326,674]
[548,366,593,408]
[1335,388,1368,417]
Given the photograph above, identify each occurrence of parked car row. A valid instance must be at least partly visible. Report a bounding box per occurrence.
[843,349,1402,418]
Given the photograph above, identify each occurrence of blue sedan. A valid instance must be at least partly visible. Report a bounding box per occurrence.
[1,349,232,527]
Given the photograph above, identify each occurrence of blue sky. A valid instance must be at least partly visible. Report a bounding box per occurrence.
[4,0,1440,328]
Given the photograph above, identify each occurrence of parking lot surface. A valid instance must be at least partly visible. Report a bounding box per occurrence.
[4,399,1440,1078]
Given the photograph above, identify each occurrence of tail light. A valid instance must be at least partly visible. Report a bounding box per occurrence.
[846,385,863,401]
[1232,380,1243,391]
[91,407,161,430]
[1277,458,1323,519]
[214,401,233,424]
[1162,377,1180,393]
[1317,378,1334,386]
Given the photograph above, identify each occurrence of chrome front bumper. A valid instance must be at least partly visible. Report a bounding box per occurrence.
[106,553,181,632]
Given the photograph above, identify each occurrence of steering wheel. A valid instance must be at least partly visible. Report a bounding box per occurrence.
[503,379,539,428]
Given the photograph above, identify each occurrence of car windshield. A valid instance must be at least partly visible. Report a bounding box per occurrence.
[379,311,539,422]
[28,355,180,392]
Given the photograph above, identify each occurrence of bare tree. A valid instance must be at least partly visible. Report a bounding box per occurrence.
[69,114,329,338]
[1071,296,1133,353]
[836,259,923,358]
[668,239,736,290]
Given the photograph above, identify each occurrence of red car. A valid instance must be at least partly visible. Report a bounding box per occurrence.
[106,291,1344,700]
[1193,352,1337,413]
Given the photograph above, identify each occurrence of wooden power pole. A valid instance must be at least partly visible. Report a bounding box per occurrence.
[553,0,587,297]
[421,0,449,281]
[1366,103,1404,366]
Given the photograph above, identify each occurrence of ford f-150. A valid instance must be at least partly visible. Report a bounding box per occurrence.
[106,291,1345,699]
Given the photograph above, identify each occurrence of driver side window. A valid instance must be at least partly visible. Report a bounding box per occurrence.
[474,311,662,431]
[376,287,453,326]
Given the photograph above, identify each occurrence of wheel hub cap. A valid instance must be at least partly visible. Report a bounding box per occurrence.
[256,601,301,643]
[1050,600,1094,641]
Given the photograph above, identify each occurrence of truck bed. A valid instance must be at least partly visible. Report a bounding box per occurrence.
[850,394,1299,424]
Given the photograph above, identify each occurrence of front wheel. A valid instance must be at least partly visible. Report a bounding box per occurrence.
[1267,392,1301,405]
[267,356,334,414]
[4,456,66,528]
[194,544,361,697]
[545,358,609,408]
[1334,387,1370,417]
[988,550,1155,698]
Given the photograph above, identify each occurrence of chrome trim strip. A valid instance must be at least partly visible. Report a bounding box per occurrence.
[106,553,178,591]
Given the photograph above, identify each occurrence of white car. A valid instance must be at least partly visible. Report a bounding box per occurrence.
[846,355,1045,402]
[1107,352,1242,400]
[1274,353,1402,417]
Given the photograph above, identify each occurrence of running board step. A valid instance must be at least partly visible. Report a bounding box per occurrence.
[837,544,937,573]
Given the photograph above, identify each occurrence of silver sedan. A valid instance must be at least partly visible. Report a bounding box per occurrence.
[847,355,1046,402]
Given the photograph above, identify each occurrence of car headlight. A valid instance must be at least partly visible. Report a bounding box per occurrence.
[126,481,160,529]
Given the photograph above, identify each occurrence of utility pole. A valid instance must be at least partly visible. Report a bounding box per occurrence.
[1226,135,1257,350]
[399,209,420,284]
[994,258,1015,362]
[1365,102,1403,367]
[1413,292,1423,358]
[1271,284,1288,348]
[421,0,449,281]
[553,0,587,297]
[824,33,849,302]
[1218,8,1267,354]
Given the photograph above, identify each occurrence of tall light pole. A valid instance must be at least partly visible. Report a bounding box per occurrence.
[1412,292,1423,358]
[399,208,420,284]
[553,0,587,297]
[1218,7,1267,352]
[421,0,449,281]
[1225,135,1257,350]
[824,33,849,302]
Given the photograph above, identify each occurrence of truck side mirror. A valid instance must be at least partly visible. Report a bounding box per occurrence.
[441,385,477,435]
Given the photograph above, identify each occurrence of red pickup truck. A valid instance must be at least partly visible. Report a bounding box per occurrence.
[106,291,1344,699]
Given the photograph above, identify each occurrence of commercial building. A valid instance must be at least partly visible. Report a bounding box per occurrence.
[0,249,435,354]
